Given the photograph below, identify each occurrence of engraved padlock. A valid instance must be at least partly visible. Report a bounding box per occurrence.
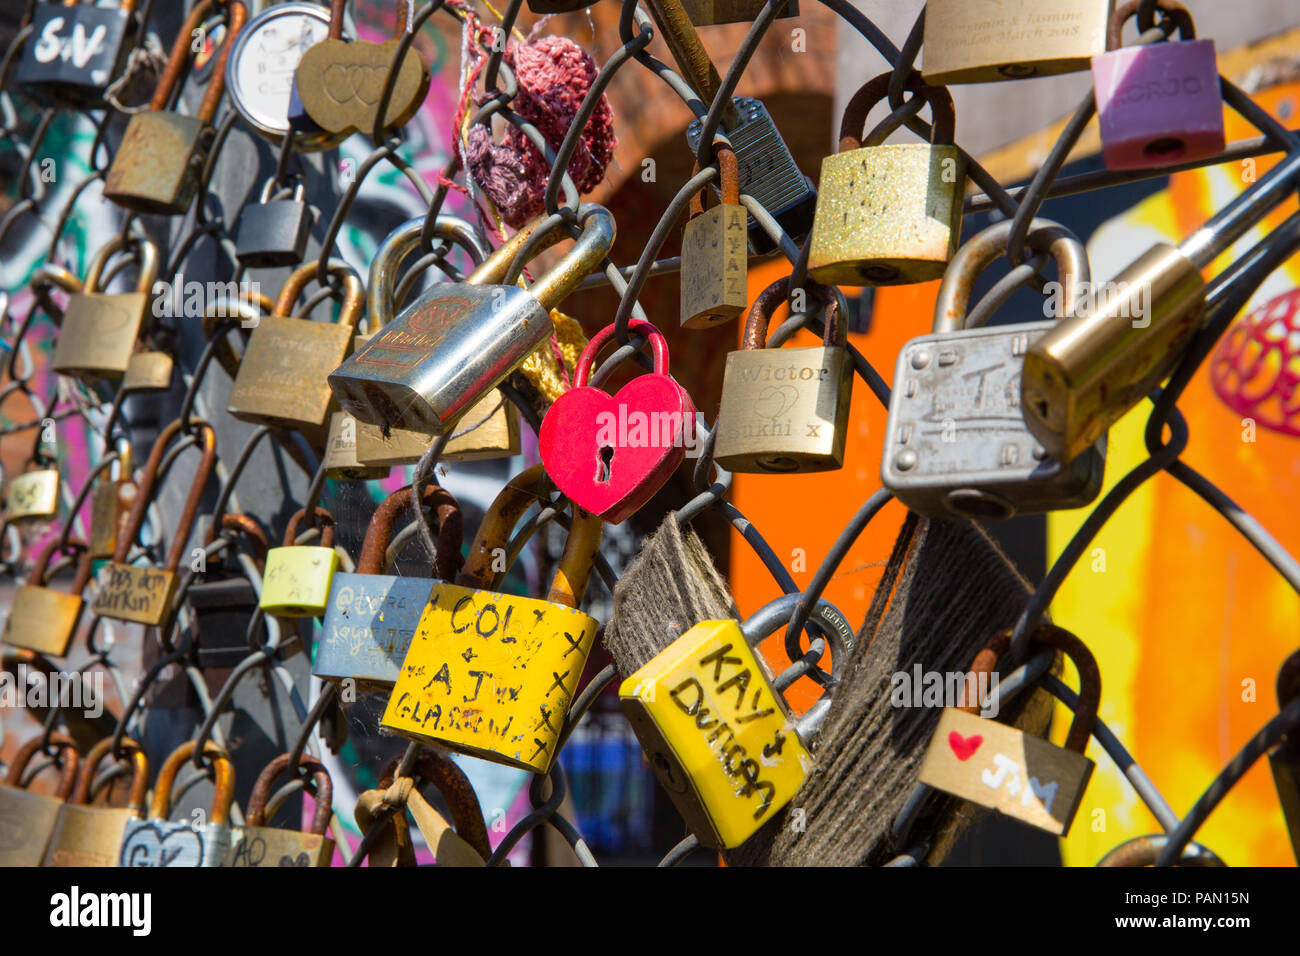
[234,178,315,270]
[118,741,235,867]
[2,537,93,657]
[16,0,139,109]
[0,733,79,866]
[228,754,335,867]
[713,277,853,473]
[680,145,748,329]
[260,507,340,619]
[382,465,602,773]
[4,454,61,524]
[882,219,1106,519]
[51,235,160,382]
[808,72,965,287]
[43,736,149,867]
[620,592,850,850]
[103,0,247,215]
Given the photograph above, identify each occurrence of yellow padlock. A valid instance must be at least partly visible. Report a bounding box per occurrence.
[620,593,849,850]
[382,465,602,774]
[260,507,341,618]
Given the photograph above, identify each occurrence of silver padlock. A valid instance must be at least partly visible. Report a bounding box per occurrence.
[881,219,1106,520]
[117,742,234,867]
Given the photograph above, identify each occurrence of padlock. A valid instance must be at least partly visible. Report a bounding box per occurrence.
[322,410,388,481]
[16,0,138,110]
[0,733,79,866]
[684,97,817,255]
[381,465,603,773]
[90,439,137,559]
[917,624,1099,836]
[119,741,235,867]
[678,0,797,27]
[680,145,748,329]
[91,420,217,628]
[1022,147,1300,464]
[294,0,429,137]
[43,736,149,867]
[189,515,268,681]
[922,0,1114,85]
[227,260,364,433]
[881,220,1106,519]
[540,319,695,524]
[203,289,276,382]
[1269,651,1300,863]
[315,484,463,691]
[1092,1,1223,171]
[260,507,340,618]
[228,754,335,867]
[808,72,965,287]
[4,457,61,524]
[329,203,615,435]
[620,592,850,850]
[348,215,520,468]
[103,0,247,215]
[234,178,315,270]
[51,235,160,382]
[122,350,175,393]
[2,537,93,657]
[713,277,853,473]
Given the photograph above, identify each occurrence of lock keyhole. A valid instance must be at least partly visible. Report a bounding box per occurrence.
[596,445,615,483]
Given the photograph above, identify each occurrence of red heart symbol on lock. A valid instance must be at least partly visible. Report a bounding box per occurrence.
[948,731,983,761]
[540,321,694,525]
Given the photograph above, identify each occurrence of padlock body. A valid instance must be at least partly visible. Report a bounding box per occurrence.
[922,0,1113,85]
[680,204,748,328]
[714,345,853,473]
[619,620,811,850]
[16,5,131,109]
[234,200,315,269]
[1269,742,1300,863]
[260,545,340,618]
[122,351,174,393]
[228,315,354,430]
[228,825,335,867]
[315,573,440,690]
[685,98,817,255]
[0,787,65,866]
[382,583,600,773]
[90,477,136,559]
[91,563,178,626]
[4,469,60,522]
[104,112,210,216]
[881,321,1105,519]
[679,0,798,26]
[808,144,965,286]
[119,820,231,867]
[918,708,1094,835]
[52,292,150,381]
[329,284,550,434]
[323,411,389,480]
[1,585,83,656]
[43,806,139,867]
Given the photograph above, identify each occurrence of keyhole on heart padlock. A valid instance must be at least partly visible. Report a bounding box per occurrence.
[596,445,614,483]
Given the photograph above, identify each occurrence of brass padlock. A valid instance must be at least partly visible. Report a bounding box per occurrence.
[0,733,79,866]
[348,215,519,468]
[808,72,965,287]
[713,277,853,473]
[680,145,748,329]
[1270,651,1300,863]
[121,350,174,394]
[679,0,798,27]
[4,457,61,524]
[382,465,603,773]
[2,537,93,656]
[260,507,340,618]
[119,741,235,867]
[918,624,1098,836]
[922,0,1114,84]
[228,754,335,867]
[89,439,137,559]
[322,410,388,481]
[620,593,849,850]
[103,0,247,215]
[91,420,217,628]
[51,235,160,382]
[43,736,149,867]
[227,260,364,433]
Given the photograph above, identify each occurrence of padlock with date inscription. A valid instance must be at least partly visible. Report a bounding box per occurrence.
[227,754,335,867]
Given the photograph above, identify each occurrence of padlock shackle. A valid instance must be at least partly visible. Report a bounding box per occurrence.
[839,71,956,151]
[73,736,148,812]
[931,218,1090,334]
[1107,0,1195,49]
[83,235,160,296]
[368,215,491,329]
[357,484,464,580]
[327,0,345,39]
[203,513,270,570]
[5,732,79,798]
[245,753,333,833]
[275,259,364,330]
[378,749,491,861]
[572,318,669,388]
[688,145,739,219]
[31,535,93,594]
[284,506,335,549]
[32,263,84,297]
[742,275,844,350]
[1097,834,1225,868]
[152,0,246,124]
[150,740,235,826]
[495,204,616,311]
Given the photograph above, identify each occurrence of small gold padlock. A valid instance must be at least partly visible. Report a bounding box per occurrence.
[680,145,748,329]
[2,538,93,657]
[89,439,137,560]
[259,507,340,618]
[43,737,150,868]
[713,277,853,473]
[322,410,388,481]
[4,457,61,524]
[228,754,336,867]
[0,733,80,866]
[121,349,175,394]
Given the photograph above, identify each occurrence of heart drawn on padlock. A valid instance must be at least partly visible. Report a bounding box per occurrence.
[948,731,983,762]
[540,321,694,525]
[119,821,204,867]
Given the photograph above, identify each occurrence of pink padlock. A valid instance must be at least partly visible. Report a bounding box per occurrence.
[1091,0,1224,171]
[540,320,695,525]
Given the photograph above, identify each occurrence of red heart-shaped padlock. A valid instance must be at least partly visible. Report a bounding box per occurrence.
[540,320,695,524]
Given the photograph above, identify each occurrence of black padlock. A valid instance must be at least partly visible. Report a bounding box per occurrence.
[234,180,315,270]
[16,0,138,110]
